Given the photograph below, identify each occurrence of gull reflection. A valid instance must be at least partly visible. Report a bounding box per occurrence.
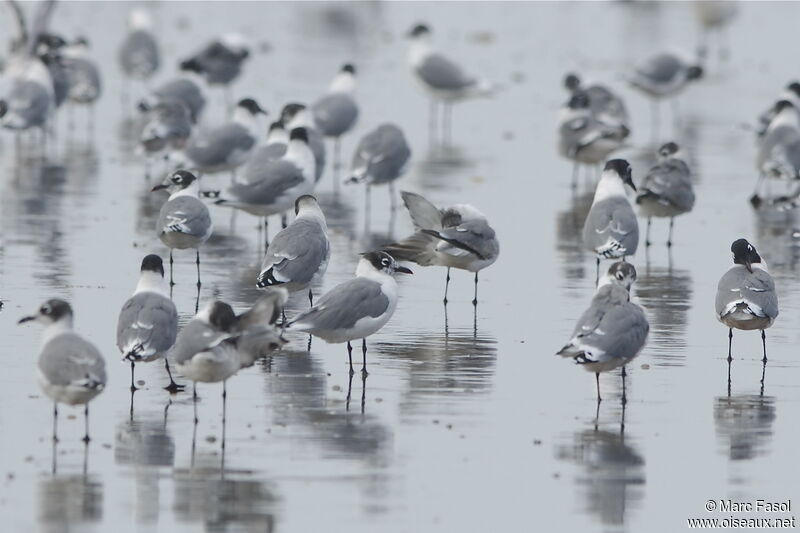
[714,394,776,462]
[555,190,593,287]
[38,474,103,533]
[634,264,692,366]
[173,452,278,533]
[556,412,646,529]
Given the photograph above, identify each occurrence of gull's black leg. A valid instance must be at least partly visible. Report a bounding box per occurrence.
[308,289,313,307]
[52,403,59,444]
[195,250,202,289]
[727,328,733,362]
[595,257,600,287]
[193,382,198,425]
[361,338,369,377]
[761,330,768,363]
[82,404,90,443]
[130,361,137,392]
[347,341,354,376]
[667,217,674,248]
[645,217,652,247]
[164,359,185,393]
[443,268,451,305]
[169,250,175,287]
[621,367,627,406]
[595,372,602,403]
[472,272,479,306]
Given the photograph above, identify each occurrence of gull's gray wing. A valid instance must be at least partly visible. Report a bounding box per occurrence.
[423,218,498,262]
[4,79,51,128]
[583,197,639,257]
[119,29,160,79]
[154,78,205,122]
[192,41,244,85]
[170,320,232,365]
[63,56,102,103]
[246,142,287,175]
[351,124,411,185]
[715,267,779,319]
[635,53,682,83]
[259,218,330,286]
[312,92,358,137]
[637,158,695,212]
[291,277,389,331]
[39,333,107,389]
[400,191,443,230]
[237,289,289,331]
[185,123,254,168]
[117,292,178,359]
[229,159,305,205]
[415,53,476,91]
[157,196,211,238]
[572,302,649,365]
[584,84,628,124]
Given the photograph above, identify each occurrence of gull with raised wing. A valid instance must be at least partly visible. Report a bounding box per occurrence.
[384,191,499,305]
[19,299,107,442]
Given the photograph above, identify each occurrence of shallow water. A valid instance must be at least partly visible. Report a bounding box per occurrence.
[1,2,800,532]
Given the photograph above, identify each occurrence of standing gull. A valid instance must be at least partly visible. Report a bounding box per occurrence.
[61,37,103,131]
[385,191,499,305]
[117,254,181,393]
[213,127,316,248]
[347,123,412,217]
[583,159,639,283]
[173,97,266,177]
[256,195,330,307]
[19,299,107,442]
[406,23,493,145]
[141,72,207,124]
[289,251,412,376]
[312,64,359,193]
[247,120,289,170]
[139,100,193,160]
[281,103,326,182]
[180,34,250,108]
[716,239,778,365]
[563,72,629,129]
[152,170,213,289]
[753,100,800,202]
[118,8,160,86]
[636,142,695,247]
[557,262,649,403]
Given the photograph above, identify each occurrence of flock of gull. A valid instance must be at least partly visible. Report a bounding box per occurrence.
[0,1,785,448]
[1,2,501,442]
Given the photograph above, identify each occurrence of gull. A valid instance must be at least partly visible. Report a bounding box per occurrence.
[583,159,639,282]
[172,293,287,424]
[140,72,206,124]
[694,1,738,62]
[627,51,703,133]
[139,100,192,157]
[384,192,499,305]
[116,254,181,393]
[118,8,159,82]
[754,100,800,201]
[180,34,249,109]
[247,120,289,169]
[558,92,629,186]
[406,23,493,145]
[288,251,412,376]
[635,142,695,247]
[347,123,412,215]
[213,127,316,247]
[312,64,359,192]
[557,262,649,403]
[151,170,213,288]
[755,82,800,139]
[281,103,326,183]
[173,97,266,177]
[256,195,330,306]
[563,72,629,128]
[19,299,107,443]
[716,239,778,365]
[60,37,103,131]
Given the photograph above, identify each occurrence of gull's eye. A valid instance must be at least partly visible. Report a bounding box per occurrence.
[40,305,51,315]
[381,258,390,266]
[616,272,624,280]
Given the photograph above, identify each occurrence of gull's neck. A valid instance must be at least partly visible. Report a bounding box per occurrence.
[408,38,431,67]
[769,108,799,131]
[287,109,312,129]
[593,171,628,203]
[266,128,288,146]
[135,271,169,296]
[42,318,74,345]
[297,204,327,227]
[129,10,152,30]
[355,260,393,284]
[170,179,200,199]
[285,141,316,179]
[233,108,260,134]
[329,72,355,94]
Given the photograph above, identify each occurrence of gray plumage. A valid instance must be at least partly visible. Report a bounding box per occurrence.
[313,93,358,137]
[157,196,212,246]
[184,123,255,172]
[40,52,69,107]
[583,198,639,258]
[715,266,778,328]
[291,277,389,333]
[170,320,232,366]
[557,284,649,369]
[635,53,683,84]
[350,124,411,185]
[39,333,107,390]
[63,54,102,104]
[636,158,695,217]
[116,293,178,362]
[183,41,248,86]
[150,77,205,123]
[247,142,287,171]
[579,85,629,126]
[119,30,159,80]
[558,112,627,161]
[627,52,701,98]
[258,218,330,291]
[140,101,192,153]
[1,78,51,129]
[223,160,307,214]
[415,53,476,92]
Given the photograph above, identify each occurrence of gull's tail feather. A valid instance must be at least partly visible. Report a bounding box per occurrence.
[383,232,439,266]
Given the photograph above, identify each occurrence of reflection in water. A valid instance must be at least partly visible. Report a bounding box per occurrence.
[376,329,497,417]
[38,474,103,533]
[714,394,776,462]
[753,205,800,275]
[555,190,593,287]
[173,453,278,533]
[635,264,692,366]
[415,146,477,191]
[556,415,646,529]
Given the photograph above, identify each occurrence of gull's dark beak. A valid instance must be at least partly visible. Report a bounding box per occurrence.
[18,315,35,324]
[625,175,637,192]
[151,183,168,192]
[395,266,413,275]
[745,260,753,274]
[257,105,268,115]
